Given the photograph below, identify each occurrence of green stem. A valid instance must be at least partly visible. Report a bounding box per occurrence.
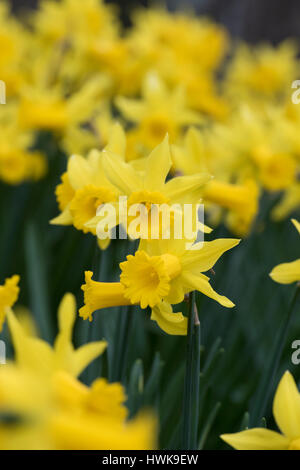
[25,221,54,342]
[83,241,111,385]
[110,238,139,384]
[198,402,221,449]
[182,291,200,450]
[192,306,201,449]
[250,283,300,426]
[111,304,133,383]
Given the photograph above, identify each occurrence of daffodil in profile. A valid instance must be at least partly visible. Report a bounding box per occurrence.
[270,219,300,284]
[221,371,300,450]
[79,236,240,335]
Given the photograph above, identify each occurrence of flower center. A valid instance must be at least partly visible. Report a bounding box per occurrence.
[142,113,177,145]
[120,250,181,309]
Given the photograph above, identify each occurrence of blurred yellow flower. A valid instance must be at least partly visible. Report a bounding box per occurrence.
[272,183,300,221]
[18,76,110,134]
[3,291,106,378]
[116,73,201,150]
[225,41,298,100]
[221,371,300,450]
[0,106,47,185]
[172,127,259,236]
[0,282,155,449]
[51,123,124,234]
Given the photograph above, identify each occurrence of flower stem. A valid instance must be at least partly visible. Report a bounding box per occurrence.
[25,221,54,343]
[250,283,300,426]
[192,305,201,449]
[84,241,110,385]
[182,291,201,450]
[110,238,139,384]
[110,303,133,383]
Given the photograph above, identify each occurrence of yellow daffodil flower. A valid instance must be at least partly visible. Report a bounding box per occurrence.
[33,0,118,50]
[270,219,300,284]
[0,3,28,96]
[208,106,298,194]
[51,123,125,238]
[79,236,240,335]
[115,73,201,150]
[0,365,156,450]
[172,127,259,236]
[225,41,298,101]
[86,132,211,240]
[0,276,106,378]
[130,7,228,73]
[0,277,155,450]
[221,371,300,450]
[0,106,47,184]
[18,75,110,134]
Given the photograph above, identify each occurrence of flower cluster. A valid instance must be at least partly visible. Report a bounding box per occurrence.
[0,0,298,234]
[0,276,155,450]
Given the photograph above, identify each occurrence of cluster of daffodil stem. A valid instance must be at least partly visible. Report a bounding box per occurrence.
[182,291,201,450]
[0,0,300,451]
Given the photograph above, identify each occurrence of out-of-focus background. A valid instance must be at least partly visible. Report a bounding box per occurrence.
[11,0,300,43]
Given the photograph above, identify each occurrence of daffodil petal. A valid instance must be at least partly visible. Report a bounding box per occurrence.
[291,219,300,235]
[221,428,289,450]
[273,371,300,440]
[151,302,187,335]
[57,293,76,337]
[104,122,126,158]
[183,272,235,308]
[182,238,241,273]
[165,173,212,202]
[115,96,145,122]
[50,208,73,226]
[67,154,93,190]
[72,341,107,377]
[6,308,54,373]
[102,151,141,196]
[54,294,76,356]
[143,135,171,191]
[269,259,300,284]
